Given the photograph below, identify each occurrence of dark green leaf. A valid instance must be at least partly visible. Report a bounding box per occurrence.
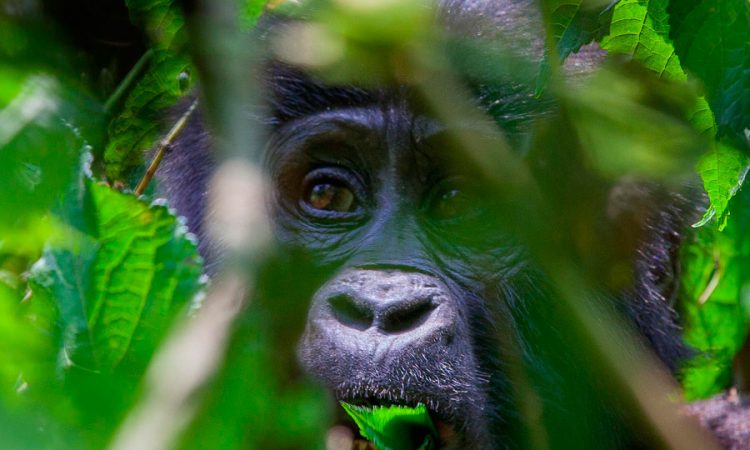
[126,0,188,50]
[669,0,750,147]
[104,0,194,183]
[537,0,613,93]
[104,50,193,182]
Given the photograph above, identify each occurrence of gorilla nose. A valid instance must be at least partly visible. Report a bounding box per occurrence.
[311,269,456,341]
[329,289,437,333]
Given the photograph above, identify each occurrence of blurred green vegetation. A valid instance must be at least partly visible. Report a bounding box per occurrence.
[0,0,748,449]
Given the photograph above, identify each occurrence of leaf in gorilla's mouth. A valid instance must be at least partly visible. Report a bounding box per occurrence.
[340,402,438,450]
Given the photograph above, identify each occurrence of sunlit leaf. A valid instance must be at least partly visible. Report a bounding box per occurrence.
[30,181,204,370]
[693,141,749,229]
[680,186,750,399]
[341,402,437,450]
[600,0,717,136]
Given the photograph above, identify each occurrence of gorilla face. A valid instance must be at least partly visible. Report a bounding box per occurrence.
[265,91,527,447]
[156,2,697,448]
[258,36,693,449]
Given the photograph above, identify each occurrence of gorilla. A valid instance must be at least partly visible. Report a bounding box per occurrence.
[154,0,749,448]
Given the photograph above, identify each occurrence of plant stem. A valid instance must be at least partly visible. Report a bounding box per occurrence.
[134,98,198,196]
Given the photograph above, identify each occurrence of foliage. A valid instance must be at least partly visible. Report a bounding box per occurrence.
[593,0,750,398]
[616,1,750,397]
[29,180,204,371]
[537,0,613,94]
[104,0,193,182]
[680,186,750,399]
[0,0,748,449]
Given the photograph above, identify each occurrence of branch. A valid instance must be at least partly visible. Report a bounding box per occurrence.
[134,99,198,196]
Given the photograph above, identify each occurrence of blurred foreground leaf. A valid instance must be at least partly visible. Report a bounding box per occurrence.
[561,62,705,179]
[0,76,102,247]
[0,283,50,399]
[172,253,329,450]
[0,179,206,448]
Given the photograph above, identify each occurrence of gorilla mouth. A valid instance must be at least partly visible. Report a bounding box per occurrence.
[298,269,489,448]
[333,388,460,449]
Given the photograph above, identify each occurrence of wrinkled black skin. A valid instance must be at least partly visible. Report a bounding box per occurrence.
[156,2,698,449]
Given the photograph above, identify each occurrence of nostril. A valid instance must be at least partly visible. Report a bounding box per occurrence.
[379,299,436,334]
[328,294,374,331]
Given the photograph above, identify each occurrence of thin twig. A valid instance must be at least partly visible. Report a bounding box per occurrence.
[134,99,199,196]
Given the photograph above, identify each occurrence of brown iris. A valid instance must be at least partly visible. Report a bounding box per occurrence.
[306,182,355,212]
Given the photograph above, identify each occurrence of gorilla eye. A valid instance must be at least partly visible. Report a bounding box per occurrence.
[431,188,472,220]
[305,181,355,212]
[300,167,363,218]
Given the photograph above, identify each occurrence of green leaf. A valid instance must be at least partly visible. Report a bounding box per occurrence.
[600,0,718,136]
[680,186,750,399]
[0,15,105,255]
[0,284,52,398]
[126,0,188,51]
[668,0,750,147]
[30,180,204,370]
[601,0,680,76]
[104,50,193,183]
[240,0,268,29]
[104,0,194,183]
[105,0,268,183]
[693,141,750,229]
[0,76,102,238]
[174,255,330,450]
[537,0,612,93]
[341,402,437,450]
[561,62,706,179]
